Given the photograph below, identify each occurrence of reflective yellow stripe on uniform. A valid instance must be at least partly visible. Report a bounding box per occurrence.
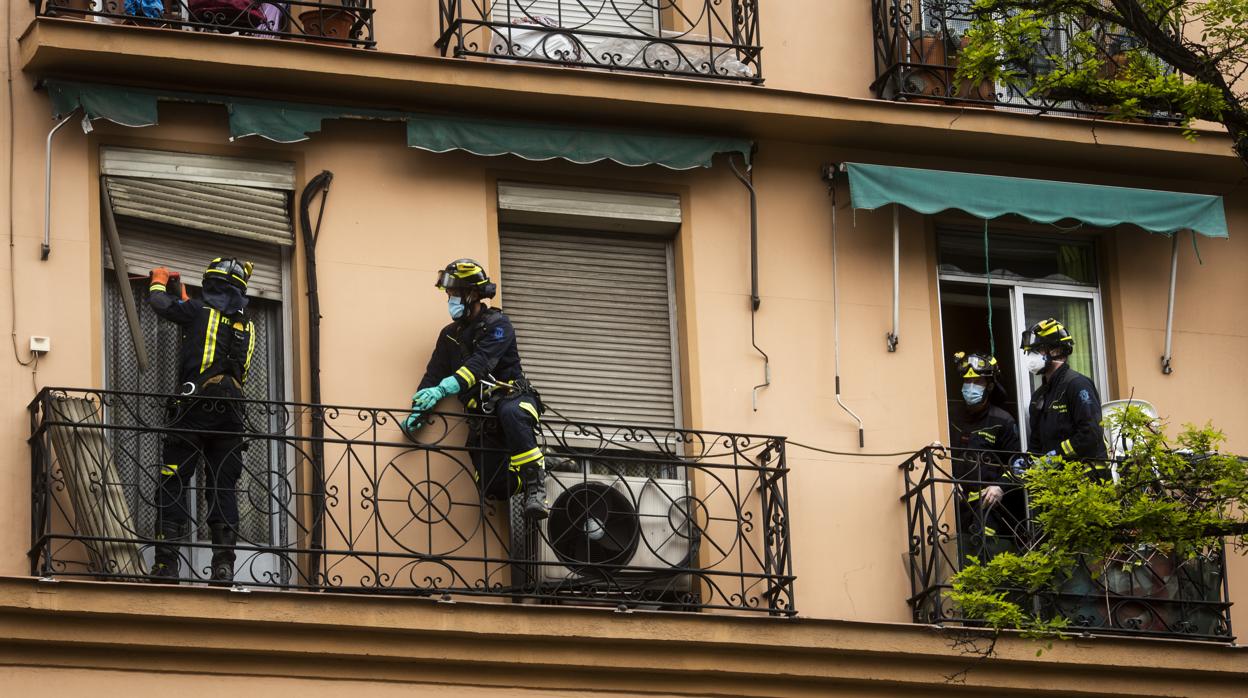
[518,400,541,424]
[243,321,256,383]
[149,283,166,293]
[455,366,477,387]
[160,464,179,476]
[967,490,981,502]
[200,309,221,374]
[509,447,543,470]
[1061,439,1076,457]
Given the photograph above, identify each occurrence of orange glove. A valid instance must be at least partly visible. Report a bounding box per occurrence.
[149,267,171,289]
[169,272,189,301]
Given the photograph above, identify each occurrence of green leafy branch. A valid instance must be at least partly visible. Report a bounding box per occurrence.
[950,405,1248,640]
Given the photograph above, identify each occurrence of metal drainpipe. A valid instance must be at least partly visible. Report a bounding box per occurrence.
[729,153,769,410]
[299,170,333,578]
[1161,231,1180,375]
[42,112,78,261]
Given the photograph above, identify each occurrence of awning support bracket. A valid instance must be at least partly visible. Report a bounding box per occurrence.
[1162,232,1180,375]
[887,204,900,352]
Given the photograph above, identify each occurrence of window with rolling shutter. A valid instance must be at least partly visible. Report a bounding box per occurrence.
[499,229,680,429]
[98,147,294,583]
[499,0,660,43]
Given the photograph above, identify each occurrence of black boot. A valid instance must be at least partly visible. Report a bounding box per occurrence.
[150,521,182,583]
[521,464,549,520]
[209,523,237,585]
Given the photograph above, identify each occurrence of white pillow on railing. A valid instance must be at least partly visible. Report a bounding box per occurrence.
[589,31,757,79]
[488,15,585,63]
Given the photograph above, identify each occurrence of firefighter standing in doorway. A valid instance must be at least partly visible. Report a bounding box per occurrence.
[147,257,257,583]
[404,259,549,519]
[1020,318,1107,466]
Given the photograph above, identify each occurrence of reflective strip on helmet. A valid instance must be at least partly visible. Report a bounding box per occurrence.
[454,262,483,278]
[455,366,476,387]
[200,309,220,374]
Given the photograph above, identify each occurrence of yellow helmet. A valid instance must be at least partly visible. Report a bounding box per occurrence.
[203,257,253,292]
[952,351,1000,380]
[435,258,496,299]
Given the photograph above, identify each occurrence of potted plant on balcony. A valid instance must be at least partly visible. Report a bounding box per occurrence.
[950,407,1247,643]
[297,0,366,44]
[45,0,95,19]
[902,30,995,106]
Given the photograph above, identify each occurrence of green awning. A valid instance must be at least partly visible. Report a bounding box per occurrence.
[47,80,749,170]
[846,162,1228,238]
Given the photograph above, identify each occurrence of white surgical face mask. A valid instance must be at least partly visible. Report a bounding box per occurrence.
[448,295,467,320]
[961,382,986,406]
[1022,351,1048,375]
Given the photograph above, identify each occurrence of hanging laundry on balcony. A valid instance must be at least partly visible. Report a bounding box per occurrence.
[188,0,278,31]
[126,0,165,19]
[490,15,584,64]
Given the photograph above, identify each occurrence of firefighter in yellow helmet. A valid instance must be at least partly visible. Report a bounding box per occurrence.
[1020,318,1107,463]
[146,257,257,584]
[405,259,549,519]
[949,352,1025,550]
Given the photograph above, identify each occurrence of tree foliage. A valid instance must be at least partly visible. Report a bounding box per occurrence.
[950,406,1248,637]
[949,0,1248,166]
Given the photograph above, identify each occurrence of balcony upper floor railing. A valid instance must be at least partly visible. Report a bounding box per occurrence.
[437,0,763,83]
[870,0,1180,121]
[901,446,1233,642]
[36,0,376,48]
[28,387,794,615]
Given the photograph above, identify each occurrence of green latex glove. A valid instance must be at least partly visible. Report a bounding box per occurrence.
[403,411,425,432]
[438,375,462,396]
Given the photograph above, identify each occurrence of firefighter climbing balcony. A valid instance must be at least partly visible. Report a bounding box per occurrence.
[29,387,794,615]
[35,1,376,48]
[437,0,763,82]
[900,446,1234,642]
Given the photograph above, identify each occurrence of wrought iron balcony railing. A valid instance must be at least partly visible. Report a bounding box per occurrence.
[871,0,1179,120]
[900,446,1233,642]
[29,387,794,615]
[37,1,376,49]
[436,1,763,83]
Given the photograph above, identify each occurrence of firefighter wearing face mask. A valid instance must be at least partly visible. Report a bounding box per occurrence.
[404,259,549,519]
[949,352,1021,512]
[147,257,257,583]
[1020,318,1107,463]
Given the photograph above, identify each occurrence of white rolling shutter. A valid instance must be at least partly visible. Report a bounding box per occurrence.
[500,229,678,429]
[103,220,284,300]
[500,1,660,41]
[99,147,292,301]
[101,147,295,247]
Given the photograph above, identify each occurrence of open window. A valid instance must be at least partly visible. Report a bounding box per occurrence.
[937,228,1109,450]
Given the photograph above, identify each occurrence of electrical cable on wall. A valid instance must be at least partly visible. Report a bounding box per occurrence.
[5,1,33,369]
[984,219,995,356]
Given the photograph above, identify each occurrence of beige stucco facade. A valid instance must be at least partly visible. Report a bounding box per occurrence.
[2,2,1247,694]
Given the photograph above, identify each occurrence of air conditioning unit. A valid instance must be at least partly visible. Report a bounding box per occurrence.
[530,468,697,590]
